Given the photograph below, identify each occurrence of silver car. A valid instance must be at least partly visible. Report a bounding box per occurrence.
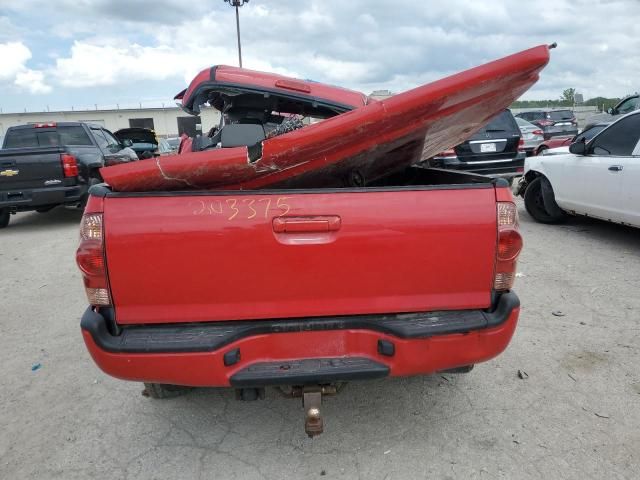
[515,117,544,155]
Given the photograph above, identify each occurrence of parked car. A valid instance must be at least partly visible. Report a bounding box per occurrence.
[535,121,611,155]
[427,109,525,183]
[113,128,170,159]
[516,109,578,139]
[517,110,640,227]
[165,137,181,152]
[0,122,137,228]
[585,94,639,128]
[515,117,544,155]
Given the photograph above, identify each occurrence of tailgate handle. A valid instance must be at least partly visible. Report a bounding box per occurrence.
[272,216,341,233]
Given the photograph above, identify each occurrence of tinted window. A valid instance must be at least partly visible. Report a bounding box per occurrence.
[5,129,39,148]
[3,126,91,148]
[590,114,640,156]
[101,129,121,148]
[478,110,517,133]
[91,128,110,150]
[548,110,573,120]
[617,96,639,115]
[58,126,92,145]
[575,124,607,143]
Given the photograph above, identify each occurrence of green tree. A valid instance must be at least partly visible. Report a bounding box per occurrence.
[560,88,576,105]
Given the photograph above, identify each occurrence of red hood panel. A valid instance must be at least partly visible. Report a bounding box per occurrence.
[102,45,551,192]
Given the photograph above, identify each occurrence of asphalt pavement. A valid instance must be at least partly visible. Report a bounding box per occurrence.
[1,199,638,479]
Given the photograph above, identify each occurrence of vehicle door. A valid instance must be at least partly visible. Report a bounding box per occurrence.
[560,114,640,222]
[621,134,640,226]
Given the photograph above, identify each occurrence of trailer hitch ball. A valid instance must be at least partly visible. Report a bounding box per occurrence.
[303,391,324,438]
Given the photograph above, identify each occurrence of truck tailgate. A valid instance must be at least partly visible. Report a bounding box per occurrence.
[0,147,65,190]
[104,187,497,324]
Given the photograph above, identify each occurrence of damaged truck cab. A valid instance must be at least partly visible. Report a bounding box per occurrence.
[78,45,552,436]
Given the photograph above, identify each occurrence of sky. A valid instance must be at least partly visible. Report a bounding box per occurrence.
[0,0,638,113]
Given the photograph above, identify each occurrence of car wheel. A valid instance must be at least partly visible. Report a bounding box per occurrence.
[524,177,566,224]
[536,145,548,156]
[0,208,10,229]
[143,383,192,399]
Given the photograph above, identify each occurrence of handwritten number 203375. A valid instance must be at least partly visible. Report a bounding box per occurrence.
[191,197,291,220]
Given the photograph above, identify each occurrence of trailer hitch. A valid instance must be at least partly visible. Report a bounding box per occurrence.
[278,384,344,437]
[303,390,323,437]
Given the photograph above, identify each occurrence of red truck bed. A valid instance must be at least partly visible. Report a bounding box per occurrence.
[100,45,550,192]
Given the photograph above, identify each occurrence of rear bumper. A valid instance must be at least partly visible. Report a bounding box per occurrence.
[0,184,85,210]
[81,292,520,387]
[432,155,525,178]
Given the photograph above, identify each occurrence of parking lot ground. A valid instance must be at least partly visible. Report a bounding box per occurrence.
[1,199,639,480]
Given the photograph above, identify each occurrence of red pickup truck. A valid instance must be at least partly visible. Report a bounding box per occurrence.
[78,169,522,434]
[77,46,549,436]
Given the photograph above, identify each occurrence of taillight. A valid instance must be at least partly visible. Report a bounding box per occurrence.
[76,213,111,306]
[61,154,79,177]
[517,138,525,152]
[436,149,456,157]
[35,122,56,128]
[494,202,523,291]
[532,129,543,136]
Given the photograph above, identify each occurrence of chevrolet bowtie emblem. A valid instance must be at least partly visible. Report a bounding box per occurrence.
[0,169,19,177]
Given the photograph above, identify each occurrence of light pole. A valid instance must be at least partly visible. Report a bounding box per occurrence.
[224,0,249,68]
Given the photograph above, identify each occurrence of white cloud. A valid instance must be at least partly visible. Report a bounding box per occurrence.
[2,0,640,110]
[0,41,52,94]
[51,40,250,88]
[0,41,32,80]
[14,69,52,94]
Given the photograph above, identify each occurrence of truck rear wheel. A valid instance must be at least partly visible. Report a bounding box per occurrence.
[524,176,566,224]
[142,383,192,399]
[0,208,10,229]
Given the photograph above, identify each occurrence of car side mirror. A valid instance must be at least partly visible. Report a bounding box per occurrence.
[569,138,587,155]
[607,107,615,115]
[121,139,133,147]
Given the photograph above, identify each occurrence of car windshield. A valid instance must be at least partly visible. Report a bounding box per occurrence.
[516,117,534,128]
[478,110,515,132]
[548,110,573,120]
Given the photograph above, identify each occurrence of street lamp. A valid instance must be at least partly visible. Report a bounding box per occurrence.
[224,0,249,68]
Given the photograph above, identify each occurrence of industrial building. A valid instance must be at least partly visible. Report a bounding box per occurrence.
[0,106,221,140]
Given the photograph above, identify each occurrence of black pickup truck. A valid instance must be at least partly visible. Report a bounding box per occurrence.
[0,122,137,228]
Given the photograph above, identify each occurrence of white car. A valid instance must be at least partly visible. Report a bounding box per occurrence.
[518,110,640,228]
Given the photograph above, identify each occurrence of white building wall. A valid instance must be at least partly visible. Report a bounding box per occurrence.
[0,107,221,138]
